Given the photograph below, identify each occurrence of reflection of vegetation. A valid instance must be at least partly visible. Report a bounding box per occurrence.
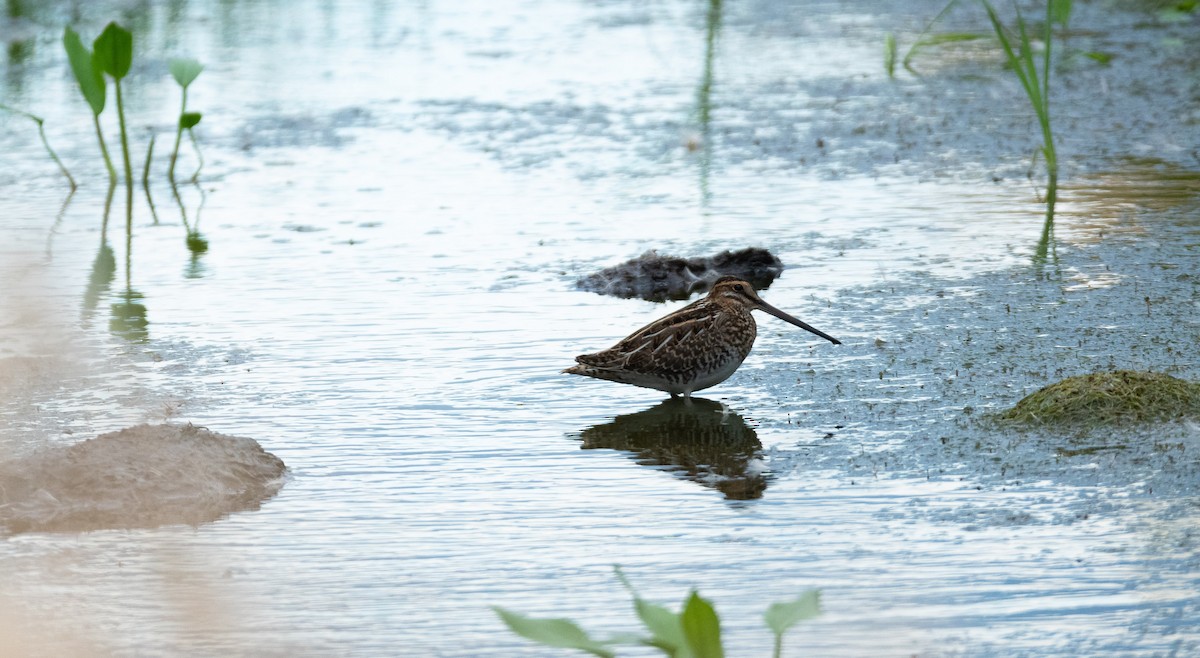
[0,103,76,189]
[1033,213,1056,266]
[110,197,150,342]
[82,186,118,319]
[577,397,766,500]
[691,0,722,206]
[495,566,820,658]
[999,370,1200,429]
[173,177,210,259]
[109,288,149,342]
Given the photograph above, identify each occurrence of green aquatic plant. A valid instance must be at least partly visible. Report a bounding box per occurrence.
[884,33,897,77]
[763,590,822,658]
[982,0,1069,227]
[999,370,1200,429]
[893,0,1069,238]
[167,57,204,183]
[92,22,135,226]
[63,26,116,186]
[0,104,76,189]
[494,566,821,657]
[896,0,984,74]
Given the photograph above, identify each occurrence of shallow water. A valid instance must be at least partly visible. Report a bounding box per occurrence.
[2,0,1200,656]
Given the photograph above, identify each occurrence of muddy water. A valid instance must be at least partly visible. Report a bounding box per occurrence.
[2,1,1199,656]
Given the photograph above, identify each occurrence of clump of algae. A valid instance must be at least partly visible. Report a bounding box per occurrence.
[1000,370,1200,428]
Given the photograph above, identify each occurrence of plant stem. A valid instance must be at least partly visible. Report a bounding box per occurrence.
[983,0,1057,224]
[168,86,187,182]
[1039,0,1058,223]
[36,119,77,190]
[113,78,134,230]
[142,132,155,186]
[93,113,117,187]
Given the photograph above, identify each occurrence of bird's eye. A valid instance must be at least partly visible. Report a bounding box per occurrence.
[733,284,745,292]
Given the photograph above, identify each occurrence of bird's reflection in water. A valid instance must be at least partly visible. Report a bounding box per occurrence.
[576,397,767,500]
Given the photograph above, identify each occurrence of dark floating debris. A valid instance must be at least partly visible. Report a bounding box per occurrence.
[0,423,286,534]
[999,370,1200,429]
[576,247,784,302]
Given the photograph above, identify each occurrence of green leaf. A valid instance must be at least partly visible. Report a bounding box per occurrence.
[680,591,723,658]
[492,607,615,658]
[764,590,821,637]
[884,33,897,78]
[635,598,692,656]
[1083,51,1113,65]
[63,27,106,115]
[92,22,133,79]
[1050,0,1072,28]
[913,32,985,47]
[168,57,204,88]
[179,111,202,129]
[614,566,691,656]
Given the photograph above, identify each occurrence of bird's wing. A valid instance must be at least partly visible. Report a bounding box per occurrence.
[575,300,721,373]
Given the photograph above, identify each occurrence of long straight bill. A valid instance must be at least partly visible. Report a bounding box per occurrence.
[759,302,841,345]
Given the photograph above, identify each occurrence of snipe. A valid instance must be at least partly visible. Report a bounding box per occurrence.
[564,276,840,398]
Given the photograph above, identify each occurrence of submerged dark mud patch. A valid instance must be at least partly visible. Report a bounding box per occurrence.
[0,424,285,534]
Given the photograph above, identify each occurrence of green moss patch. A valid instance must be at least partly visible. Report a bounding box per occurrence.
[1000,370,1200,428]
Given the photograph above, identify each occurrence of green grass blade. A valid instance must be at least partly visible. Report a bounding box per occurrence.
[1050,0,1072,28]
[492,607,616,658]
[680,591,723,658]
[93,22,132,79]
[1013,7,1044,111]
[63,27,106,115]
[902,0,966,72]
[885,33,897,77]
[982,2,1037,105]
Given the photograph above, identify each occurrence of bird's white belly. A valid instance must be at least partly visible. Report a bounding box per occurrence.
[682,352,748,394]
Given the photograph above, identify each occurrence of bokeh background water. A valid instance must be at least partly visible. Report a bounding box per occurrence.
[2,1,1199,655]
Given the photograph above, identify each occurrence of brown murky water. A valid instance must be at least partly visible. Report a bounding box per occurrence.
[2,1,1199,655]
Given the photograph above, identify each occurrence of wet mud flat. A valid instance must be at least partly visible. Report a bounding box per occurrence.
[739,202,1200,633]
[770,212,1200,495]
[0,423,284,535]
